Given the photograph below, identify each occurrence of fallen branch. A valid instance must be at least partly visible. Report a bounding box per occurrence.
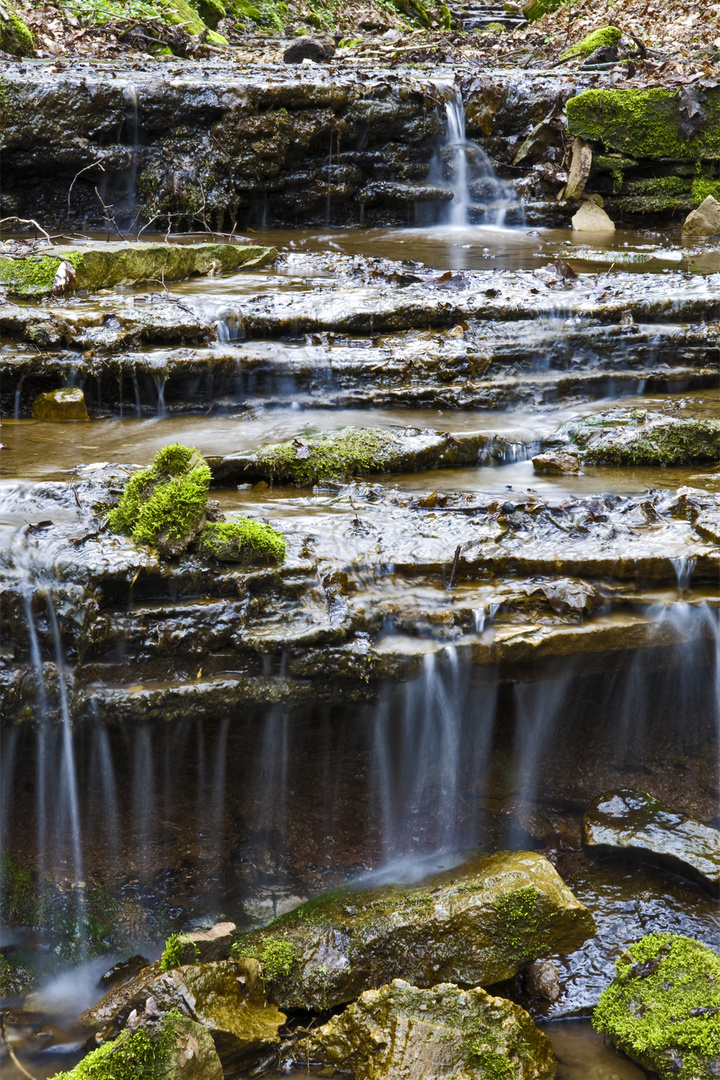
[0,1012,39,1080]
[68,157,106,212]
[0,216,52,244]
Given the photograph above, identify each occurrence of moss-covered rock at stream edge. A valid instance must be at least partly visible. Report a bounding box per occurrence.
[560,409,720,467]
[593,933,720,1080]
[567,87,720,160]
[230,850,595,1011]
[160,932,200,971]
[196,519,286,564]
[301,979,557,1080]
[0,0,34,55]
[560,25,621,60]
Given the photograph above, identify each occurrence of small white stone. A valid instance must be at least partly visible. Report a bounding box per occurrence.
[571,200,616,232]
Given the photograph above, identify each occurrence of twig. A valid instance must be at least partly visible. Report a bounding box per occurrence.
[94,187,125,241]
[447,543,462,589]
[0,1013,39,1080]
[0,216,52,244]
[67,158,106,213]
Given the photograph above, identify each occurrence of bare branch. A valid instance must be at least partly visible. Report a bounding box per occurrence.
[0,216,52,244]
[67,158,106,213]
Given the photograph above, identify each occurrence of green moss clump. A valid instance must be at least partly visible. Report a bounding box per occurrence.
[560,24,621,60]
[232,936,302,981]
[196,0,225,25]
[196,519,285,565]
[52,1012,181,1080]
[692,177,720,205]
[107,443,211,557]
[493,886,542,961]
[0,1,34,54]
[567,87,720,160]
[465,1050,515,1079]
[0,253,81,298]
[160,932,200,971]
[523,0,562,20]
[252,427,394,486]
[593,934,720,1080]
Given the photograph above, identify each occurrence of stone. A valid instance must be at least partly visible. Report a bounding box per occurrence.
[99,955,150,991]
[532,451,581,475]
[593,933,720,1079]
[31,388,89,422]
[187,922,237,962]
[560,25,621,61]
[231,850,595,1010]
[562,408,720,466]
[523,959,561,1001]
[78,960,285,1072]
[565,138,592,200]
[0,0,34,55]
[283,35,336,63]
[300,979,557,1080]
[682,194,720,237]
[583,789,720,895]
[571,201,615,232]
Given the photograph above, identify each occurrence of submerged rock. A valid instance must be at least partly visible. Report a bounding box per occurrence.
[561,408,720,466]
[593,933,720,1079]
[300,979,557,1080]
[0,242,276,298]
[682,194,720,237]
[231,851,595,1010]
[583,789,720,895]
[31,388,89,422]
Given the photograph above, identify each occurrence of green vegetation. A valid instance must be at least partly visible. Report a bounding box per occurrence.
[593,934,720,1080]
[252,427,395,485]
[567,87,720,161]
[0,253,81,298]
[465,1049,515,1079]
[494,885,542,961]
[232,935,302,981]
[523,0,563,21]
[52,1012,182,1080]
[59,0,228,39]
[160,932,200,971]
[196,519,286,564]
[0,0,34,54]
[560,24,621,60]
[567,412,720,466]
[692,176,720,204]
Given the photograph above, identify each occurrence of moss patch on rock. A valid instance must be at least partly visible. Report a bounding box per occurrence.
[567,87,720,160]
[561,409,720,466]
[160,933,200,971]
[593,933,720,1080]
[560,24,621,60]
[523,0,562,22]
[0,1,34,55]
[196,520,285,565]
[51,1012,182,1080]
[0,252,81,298]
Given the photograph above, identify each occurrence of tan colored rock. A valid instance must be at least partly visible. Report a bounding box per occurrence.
[301,979,557,1080]
[532,451,581,475]
[571,200,615,232]
[32,387,89,421]
[187,922,236,962]
[524,959,561,1001]
[682,194,720,236]
[565,138,592,200]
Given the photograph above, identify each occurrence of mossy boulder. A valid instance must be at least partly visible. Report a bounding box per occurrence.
[522,0,562,21]
[32,387,89,422]
[593,933,720,1079]
[0,242,276,298]
[107,444,211,558]
[155,0,228,41]
[566,87,720,160]
[230,851,595,1011]
[583,790,720,896]
[560,409,720,466]
[560,25,621,61]
[214,427,504,487]
[196,520,285,565]
[0,0,34,55]
[77,960,285,1073]
[300,979,557,1080]
[52,1012,222,1080]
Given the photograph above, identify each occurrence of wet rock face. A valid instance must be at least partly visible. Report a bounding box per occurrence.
[300,979,557,1080]
[593,933,720,1080]
[583,789,720,895]
[561,408,720,466]
[1,63,443,229]
[231,851,595,1010]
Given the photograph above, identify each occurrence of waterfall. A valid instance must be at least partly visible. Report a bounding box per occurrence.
[439,87,521,228]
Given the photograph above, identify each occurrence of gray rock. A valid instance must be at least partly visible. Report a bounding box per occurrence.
[571,200,615,232]
[283,35,335,62]
[682,194,720,236]
[523,959,561,1001]
[583,789,720,895]
[187,922,236,962]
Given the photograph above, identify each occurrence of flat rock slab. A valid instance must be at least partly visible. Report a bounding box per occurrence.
[232,850,595,1010]
[0,242,277,297]
[583,789,720,894]
[300,979,556,1080]
[561,408,720,466]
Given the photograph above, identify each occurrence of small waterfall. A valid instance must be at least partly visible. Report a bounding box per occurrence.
[121,83,140,225]
[439,88,520,228]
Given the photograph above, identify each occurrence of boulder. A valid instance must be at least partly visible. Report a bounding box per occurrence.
[300,979,557,1080]
[187,922,237,962]
[571,201,615,232]
[561,408,720,466]
[78,960,285,1072]
[523,959,561,1001]
[682,194,720,237]
[532,451,581,475]
[283,34,335,62]
[564,138,592,200]
[231,850,596,1010]
[583,789,720,895]
[593,933,720,1079]
[31,388,89,422]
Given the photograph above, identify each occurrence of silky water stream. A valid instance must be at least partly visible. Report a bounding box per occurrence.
[2,201,720,1078]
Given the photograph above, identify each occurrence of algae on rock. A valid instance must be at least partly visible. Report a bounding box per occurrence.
[593,933,720,1080]
[0,0,34,55]
[301,979,557,1080]
[196,520,286,565]
[560,409,720,466]
[231,850,595,1010]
